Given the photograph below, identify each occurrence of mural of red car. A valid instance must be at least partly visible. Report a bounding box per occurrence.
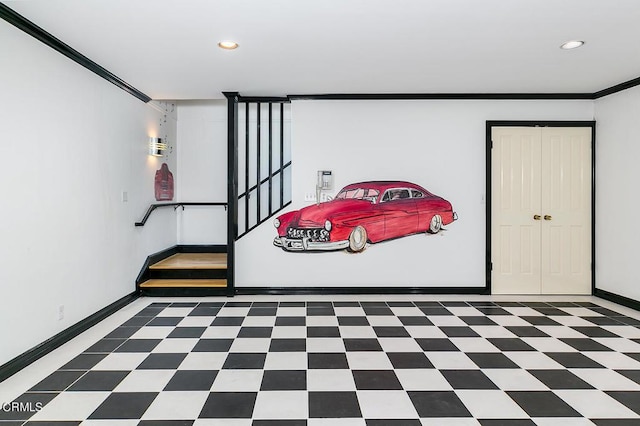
[273,180,458,252]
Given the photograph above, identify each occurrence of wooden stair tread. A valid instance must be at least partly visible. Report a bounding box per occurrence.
[140,279,227,288]
[150,253,227,270]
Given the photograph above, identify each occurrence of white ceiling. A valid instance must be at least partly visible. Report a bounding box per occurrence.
[5,0,640,100]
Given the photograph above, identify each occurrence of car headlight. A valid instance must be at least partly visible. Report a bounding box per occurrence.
[274,218,281,228]
[324,220,332,231]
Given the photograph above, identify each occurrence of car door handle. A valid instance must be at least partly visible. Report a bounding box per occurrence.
[533,215,541,220]
[544,215,552,221]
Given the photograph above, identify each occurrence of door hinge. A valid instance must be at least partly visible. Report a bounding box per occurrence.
[490,140,493,149]
[490,262,493,271]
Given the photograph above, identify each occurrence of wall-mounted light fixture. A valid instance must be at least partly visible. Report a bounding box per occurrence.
[148,137,167,156]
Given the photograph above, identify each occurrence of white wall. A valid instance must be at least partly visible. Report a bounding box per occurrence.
[595,86,640,301]
[176,100,228,245]
[0,21,177,365]
[236,99,595,288]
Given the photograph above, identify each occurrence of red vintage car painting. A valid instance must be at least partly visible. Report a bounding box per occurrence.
[273,181,457,252]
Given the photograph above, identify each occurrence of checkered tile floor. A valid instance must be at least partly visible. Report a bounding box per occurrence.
[3,299,640,425]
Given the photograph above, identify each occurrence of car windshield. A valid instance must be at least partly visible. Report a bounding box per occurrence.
[336,188,380,203]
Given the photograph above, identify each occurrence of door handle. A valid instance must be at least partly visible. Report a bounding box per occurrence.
[533,215,541,220]
[544,215,552,221]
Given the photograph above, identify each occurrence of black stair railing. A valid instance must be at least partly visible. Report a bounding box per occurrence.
[224,93,292,294]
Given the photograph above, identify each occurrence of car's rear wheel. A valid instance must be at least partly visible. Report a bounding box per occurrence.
[348,226,367,252]
[428,214,442,234]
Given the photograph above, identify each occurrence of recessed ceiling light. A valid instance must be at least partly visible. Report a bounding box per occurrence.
[560,40,584,50]
[218,40,238,50]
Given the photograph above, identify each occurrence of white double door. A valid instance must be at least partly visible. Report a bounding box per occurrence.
[491,126,592,294]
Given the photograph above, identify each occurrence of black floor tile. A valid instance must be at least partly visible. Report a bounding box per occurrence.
[467,353,520,369]
[441,370,498,390]
[309,391,361,418]
[505,326,549,337]
[408,391,472,417]
[353,370,403,390]
[307,327,340,338]
[373,327,411,338]
[343,338,383,351]
[269,338,306,352]
[59,353,108,370]
[164,370,218,391]
[275,316,306,326]
[507,391,581,417]
[362,307,394,316]
[167,327,206,338]
[616,369,640,385]
[582,316,625,326]
[308,353,349,369]
[192,339,234,352]
[307,307,335,316]
[88,392,158,419]
[460,316,498,326]
[28,371,85,392]
[121,316,152,327]
[520,316,561,326]
[528,369,595,389]
[488,338,535,352]
[532,307,571,316]
[238,327,273,338]
[545,352,605,368]
[591,307,625,317]
[387,352,434,369]
[475,307,512,316]
[170,302,198,307]
[418,307,452,316]
[147,317,183,327]
[199,392,257,418]
[606,391,640,415]
[198,302,224,308]
[441,301,469,307]
[279,301,306,307]
[188,307,221,317]
[469,301,498,307]
[415,338,459,351]
[366,420,421,426]
[247,308,278,316]
[224,302,252,307]
[398,316,433,326]
[104,326,140,339]
[115,339,162,353]
[222,353,267,369]
[332,301,360,307]
[253,421,306,426]
[571,326,620,338]
[479,420,535,426]
[84,339,126,353]
[260,370,306,390]
[560,338,615,351]
[67,370,129,391]
[338,316,370,326]
[137,353,187,369]
[252,302,278,308]
[25,422,83,426]
[494,302,524,307]
[387,301,415,307]
[439,326,480,338]
[211,316,244,326]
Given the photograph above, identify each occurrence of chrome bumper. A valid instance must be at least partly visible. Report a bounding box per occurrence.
[273,237,350,251]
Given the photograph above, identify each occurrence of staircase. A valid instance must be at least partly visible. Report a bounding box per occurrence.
[138,248,229,296]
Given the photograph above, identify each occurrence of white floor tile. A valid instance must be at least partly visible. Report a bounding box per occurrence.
[554,389,639,418]
[570,368,640,391]
[455,390,528,419]
[378,337,423,352]
[395,369,453,391]
[307,316,339,326]
[469,326,517,338]
[141,391,209,419]
[404,326,447,338]
[333,307,366,316]
[264,352,308,370]
[521,337,577,352]
[346,352,393,369]
[112,369,175,392]
[200,326,240,338]
[307,369,356,391]
[271,326,307,338]
[229,337,271,353]
[242,316,276,326]
[177,352,227,370]
[210,369,264,391]
[306,338,345,353]
[366,315,403,326]
[338,326,377,338]
[357,390,418,419]
[420,419,481,426]
[29,391,110,421]
[450,338,500,353]
[130,326,174,339]
[308,419,366,426]
[582,351,640,369]
[253,390,308,419]
[425,352,477,370]
[92,353,147,370]
[502,351,564,369]
[151,338,198,353]
[593,337,640,352]
[482,369,547,390]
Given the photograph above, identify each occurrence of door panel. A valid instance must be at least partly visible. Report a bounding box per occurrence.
[540,127,592,294]
[491,127,542,294]
[491,126,591,295]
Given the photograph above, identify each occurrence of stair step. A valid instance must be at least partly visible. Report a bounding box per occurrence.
[150,253,227,270]
[140,279,227,288]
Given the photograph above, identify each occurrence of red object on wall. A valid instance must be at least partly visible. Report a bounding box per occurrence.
[154,163,174,201]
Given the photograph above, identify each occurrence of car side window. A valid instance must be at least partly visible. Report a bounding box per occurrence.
[411,190,423,198]
[382,189,410,202]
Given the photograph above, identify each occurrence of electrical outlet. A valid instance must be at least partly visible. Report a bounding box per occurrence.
[58,305,64,321]
[304,193,317,202]
[121,191,128,203]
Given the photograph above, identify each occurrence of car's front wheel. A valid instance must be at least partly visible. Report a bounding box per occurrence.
[428,214,442,234]
[348,226,367,252]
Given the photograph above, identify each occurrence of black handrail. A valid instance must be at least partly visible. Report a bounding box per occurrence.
[135,202,227,227]
[238,161,292,200]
